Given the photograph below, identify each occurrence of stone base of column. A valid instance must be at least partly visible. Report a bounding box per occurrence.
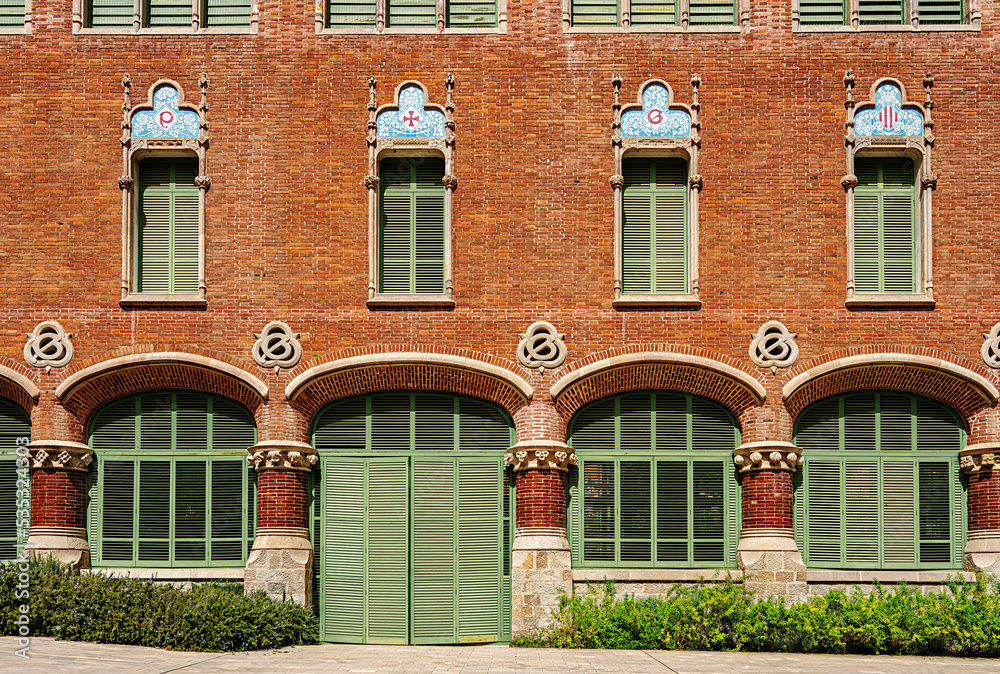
[965,530,1000,572]
[737,528,807,599]
[244,527,312,607]
[511,527,572,637]
[25,526,89,568]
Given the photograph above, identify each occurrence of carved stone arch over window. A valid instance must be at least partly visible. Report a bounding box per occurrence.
[117,73,210,308]
[365,76,456,309]
[610,74,703,309]
[842,71,936,308]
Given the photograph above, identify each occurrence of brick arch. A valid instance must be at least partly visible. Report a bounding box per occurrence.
[284,348,533,421]
[54,345,268,430]
[782,347,1000,427]
[0,357,39,415]
[549,346,767,423]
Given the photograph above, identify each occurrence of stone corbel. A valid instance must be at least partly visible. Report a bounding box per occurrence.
[26,440,94,472]
[504,440,577,472]
[247,440,318,472]
[960,443,1000,474]
[733,441,803,473]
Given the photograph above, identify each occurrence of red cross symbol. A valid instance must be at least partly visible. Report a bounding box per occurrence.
[403,110,421,127]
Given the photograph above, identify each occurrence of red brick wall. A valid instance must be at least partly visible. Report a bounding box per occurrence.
[740,470,793,531]
[30,469,86,529]
[967,471,1000,533]
[256,470,309,529]
[515,469,566,529]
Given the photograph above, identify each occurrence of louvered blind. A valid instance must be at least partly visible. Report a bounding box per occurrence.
[799,0,845,24]
[146,0,191,25]
[447,0,496,26]
[139,158,200,294]
[689,0,736,24]
[387,0,437,25]
[569,392,738,568]
[919,0,963,23]
[0,0,24,27]
[854,157,915,294]
[0,401,30,561]
[571,0,619,25]
[622,159,688,294]
[379,157,445,294]
[630,0,676,24]
[859,0,904,23]
[328,0,376,26]
[89,0,132,27]
[204,0,252,26]
[794,392,964,569]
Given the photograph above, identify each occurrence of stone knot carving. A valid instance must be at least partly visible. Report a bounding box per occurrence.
[748,320,798,373]
[24,321,74,372]
[689,174,704,190]
[364,174,380,190]
[247,441,318,472]
[841,174,858,189]
[194,175,212,190]
[117,175,134,191]
[960,444,1000,474]
[733,442,803,473]
[252,321,302,374]
[517,321,567,372]
[504,441,577,472]
[27,441,94,472]
[982,322,1000,369]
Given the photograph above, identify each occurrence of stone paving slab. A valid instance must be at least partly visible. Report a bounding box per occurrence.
[1,637,999,673]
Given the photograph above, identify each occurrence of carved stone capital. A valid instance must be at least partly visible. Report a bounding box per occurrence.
[442,174,459,191]
[117,175,134,191]
[609,174,624,190]
[364,174,380,190]
[504,440,577,473]
[194,175,211,190]
[247,440,318,472]
[27,440,94,473]
[960,443,1000,474]
[841,174,858,189]
[921,174,938,190]
[733,441,803,473]
[689,174,704,190]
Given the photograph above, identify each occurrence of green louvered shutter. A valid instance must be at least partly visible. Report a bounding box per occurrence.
[147,0,191,25]
[919,0,962,23]
[689,0,735,24]
[89,0,132,27]
[571,0,618,25]
[0,0,24,27]
[883,460,916,565]
[501,468,512,641]
[0,462,19,560]
[620,460,653,562]
[859,0,903,23]
[804,460,842,564]
[204,0,251,26]
[210,460,246,561]
[0,401,30,560]
[582,461,615,562]
[328,0,376,25]
[88,461,100,563]
[387,0,436,25]
[457,459,501,641]
[568,466,580,564]
[379,158,445,294]
[311,465,322,618]
[139,158,200,294]
[367,458,410,644]
[138,459,171,562]
[854,158,915,294]
[447,0,496,26]
[799,0,845,24]
[101,459,136,561]
[622,159,687,294]
[175,459,207,562]
[411,459,456,643]
[844,460,879,565]
[656,460,687,563]
[693,461,725,562]
[630,0,675,24]
[918,462,951,564]
[323,459,366,643]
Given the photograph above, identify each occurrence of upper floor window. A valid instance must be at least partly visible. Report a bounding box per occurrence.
[0,0,30,33]
[566,0,742,30]
[853,157,916,294]
[138,158,200,295]
[76,0,257,33]
[622,158,689,295]
[795,0,978,29]
[320,0,506,32]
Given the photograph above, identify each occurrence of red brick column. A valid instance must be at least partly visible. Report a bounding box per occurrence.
[25,439,93,568]
[256,469,309,529]
[740,470,793,531]
[515,468,566,530]
[960,443,1000,572]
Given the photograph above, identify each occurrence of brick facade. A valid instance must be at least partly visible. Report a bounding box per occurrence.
[256,469,310,530]
[515,468,566,530]
[739,469,794,532]
[29,469,86,529]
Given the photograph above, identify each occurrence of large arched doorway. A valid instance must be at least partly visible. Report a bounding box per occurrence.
[311,392,513,644]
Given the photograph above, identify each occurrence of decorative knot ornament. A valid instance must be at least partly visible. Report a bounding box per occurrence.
[517,321,567,372]
[252,321,302,374]
[982,322,1000,369]
[748,320,799,373]
[24,321,74,372]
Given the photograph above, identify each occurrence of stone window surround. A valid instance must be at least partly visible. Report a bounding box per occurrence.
[365,77,457,309]
[792,0,980,31]
[842,73,936,309]
[117,75,211,309]
[0,0,31,34]
[610,75,703,309]
[315,0,507,34]
[563,0,748,32]
[72,0,259,34]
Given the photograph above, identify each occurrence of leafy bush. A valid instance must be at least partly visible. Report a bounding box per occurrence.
[513,575,1000,656]
[0,558,318,651]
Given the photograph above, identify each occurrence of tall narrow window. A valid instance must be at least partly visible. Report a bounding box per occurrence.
[138,158,200,295]
[853,157,916,294]
[0,0,27,30]
[622,158,688,295]
[328,0,377,26]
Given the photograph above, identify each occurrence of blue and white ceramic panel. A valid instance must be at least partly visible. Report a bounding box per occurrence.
[377,85,446,138]
[854,82,923,137]
[132,85,200,139]
[621,83,691,138]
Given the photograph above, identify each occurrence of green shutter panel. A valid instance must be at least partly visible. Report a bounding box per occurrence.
[725,459,739,567]
[859,0,904,23]
[414,193,445,293]
[459,399,512,452]
[328,0,377,25]
[689,0,735,24]
[89,0,132,27]
[379,191,412,293]
[854,158,916,294]
[204,0,252,26]
[571,0,618,25]
[137,460,171,562]
[210,397,257,451]
[210,460,246,562]
[844,460,879,565]
[411,460,457,643]
[147,0,191,26]
[622,161,653,294]
[88,462,100,563]
[0,461,18,560]
[881,200,916,294]
[582,461,615,562]
[793,469,804,555]
[140,159,200,294]
[805,460,842,564]
[654,189,687,293]
[446,0,496,26]
[314,398,367,450]
[622,160,687,294]
[176,393,209,452]
[799,0,845,24]
[311,465,322,618]
[951,459,964,568]
[794,399,839,451]
[620,394,652,453]
[415,395,454,451]
[101,459,136,562]
[692,461,725,563]
[323,459,366,643]
[631,0,676,24]
[501,467,513,642]
[853,190,881,294]
[371,394,412,452]
[141,394,173,452]
[655,460,687,563]
[619,460,653,562]
[691,397,737,452]
[380,158,444,294]
[457,459,501,641]
[175,459,207,562]
[568,466,580,564]
[91,398,136,451]
[387,0,437,25]
[879,394,913,452]
[919,0,962,23]
[917,461,951,564]
[0,0,23,27]
[882,460,916,566]
[366,458,410,644]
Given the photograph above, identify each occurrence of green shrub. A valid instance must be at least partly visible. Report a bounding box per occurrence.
[514,575,1000,656]
[0,558,318,651]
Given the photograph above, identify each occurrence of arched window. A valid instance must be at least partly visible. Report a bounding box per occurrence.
[87,391,256,567]
[0,400,31,560]
[568,391,740,568]
[794,392,964,569]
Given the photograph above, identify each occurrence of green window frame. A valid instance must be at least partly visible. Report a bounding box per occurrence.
[0,400,31,561]
[203,0,253,26]
[799,0,964,25]
[570,0,736,26]
[793,392,965,570]
[87,392,257,568]
[328,0,496,27]
[622,158,688,294]
[379,157,446,295]
[0,0,26,27]
[853,157,917,294]
[568,392,740,569]
[145,0,191,26]
[138,157,200,294]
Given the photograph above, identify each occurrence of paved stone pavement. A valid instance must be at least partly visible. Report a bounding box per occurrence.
[1,637,998,673]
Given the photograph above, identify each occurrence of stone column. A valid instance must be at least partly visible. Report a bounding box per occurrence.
[733,441,807,599]
[25,440,93,567]
[244,440,317,606]
[960,443,1000,572]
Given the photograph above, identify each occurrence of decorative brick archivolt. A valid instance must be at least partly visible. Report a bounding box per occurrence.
[0,359,40,413]
[550,347,766,420]
[247,440,318,472]
[285,349,533,420]
[733,441,803,473]
[24,321,74,371]
[960,443,1000,474]
[504,440,577,472]
[25,440,94,472]
[782,349,999,424]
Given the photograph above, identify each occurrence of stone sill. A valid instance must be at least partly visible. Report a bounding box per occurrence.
[89,567,245,580]
[613,293,701,309]
[794,24,979,33]
[574,568,743,582]
[119,294,208,308]
[76,27,256,35]
[807,569,974,583]
[565,25,740,34]
[0,26,29,34]
[366,293,455,309]
[845,293,935,309]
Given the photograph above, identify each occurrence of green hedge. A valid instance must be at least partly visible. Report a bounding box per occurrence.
[0,558,318,651]
[514,577,1000,656]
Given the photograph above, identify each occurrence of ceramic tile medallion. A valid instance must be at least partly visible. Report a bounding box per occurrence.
[854,82,924,137]
[621,82,691,138]
[132,85,200,139]
[376,85,446,138]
